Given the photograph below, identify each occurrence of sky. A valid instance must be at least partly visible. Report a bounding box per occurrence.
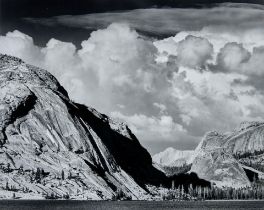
[1,1,264,154]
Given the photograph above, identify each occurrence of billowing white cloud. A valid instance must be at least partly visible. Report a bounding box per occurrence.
[1,5,264,154]
[110,111,186,141]
[0,30,43,65]
[214,43,264,77]
[176,35,213,69]
[241,46,264,76]
[216,42,250,72]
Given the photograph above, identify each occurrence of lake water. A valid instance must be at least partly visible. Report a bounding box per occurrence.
[1,200,264,210]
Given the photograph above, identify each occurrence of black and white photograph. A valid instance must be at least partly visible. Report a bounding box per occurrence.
[0,0,264,209]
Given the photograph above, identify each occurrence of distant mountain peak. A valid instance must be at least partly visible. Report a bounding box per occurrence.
[153,147,193,167]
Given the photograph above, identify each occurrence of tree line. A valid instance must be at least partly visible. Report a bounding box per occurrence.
[164,183,264,200]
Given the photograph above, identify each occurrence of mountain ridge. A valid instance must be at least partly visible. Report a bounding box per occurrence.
[0,54,166,199]
[154,121,264,188]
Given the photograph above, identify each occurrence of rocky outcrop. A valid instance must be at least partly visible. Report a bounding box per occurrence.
[224,122,264,155]
[191,122,264,188]
[0,54,166,199]
[191,148,250,188]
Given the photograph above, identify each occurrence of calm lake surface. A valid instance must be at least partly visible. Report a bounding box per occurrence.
[1,200,264,210]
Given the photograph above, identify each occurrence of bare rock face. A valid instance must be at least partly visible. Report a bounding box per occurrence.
[225,122,264,155]
[191,148,250,188]
[0,54,166,199]
[191,122,264,188]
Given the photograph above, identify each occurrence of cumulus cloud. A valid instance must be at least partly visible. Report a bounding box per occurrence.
[1,5,264,153]
[214,43,264,76]
[216,42,250,72]
[111,111,186,140]
[176,35,213,69]
[242,46,264,76]
[0,30,43,65]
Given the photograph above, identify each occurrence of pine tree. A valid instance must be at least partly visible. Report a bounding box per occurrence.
[6,181,9,190]
[198,186,202,199]
[181,185,184,199]
[7,163,11,173]
[61,170,65,180]
[68,143,73,152]
[189,184,193,198]
[35,168,41,183]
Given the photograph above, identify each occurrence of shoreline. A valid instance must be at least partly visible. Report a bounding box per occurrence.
[0,199,264,202]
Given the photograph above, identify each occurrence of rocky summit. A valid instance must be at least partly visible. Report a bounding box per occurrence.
[0,54,166,199]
